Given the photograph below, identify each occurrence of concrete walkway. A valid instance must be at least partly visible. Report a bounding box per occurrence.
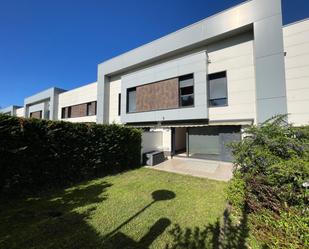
[146,157,234,182]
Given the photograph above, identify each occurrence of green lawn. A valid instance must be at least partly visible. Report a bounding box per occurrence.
[0,168,229,249]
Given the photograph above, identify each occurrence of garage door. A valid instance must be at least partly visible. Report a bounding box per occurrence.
[188,126,241,162]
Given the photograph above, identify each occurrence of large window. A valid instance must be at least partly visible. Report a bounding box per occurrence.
[127,88,136,113]
[208,71,228,107]
[179,74,194,107]
[30,111,42,119]
[61,101,96,119]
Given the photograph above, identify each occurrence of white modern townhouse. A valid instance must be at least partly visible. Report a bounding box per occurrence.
[1,0,309,162]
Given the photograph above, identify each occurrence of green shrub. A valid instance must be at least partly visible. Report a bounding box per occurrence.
[251,209,309,249]
[227,171,246,214]
[0,114,142,196]
[228,115,309,248]
[230,115,309,211]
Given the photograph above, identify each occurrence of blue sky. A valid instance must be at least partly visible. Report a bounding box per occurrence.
[0,0,308,108]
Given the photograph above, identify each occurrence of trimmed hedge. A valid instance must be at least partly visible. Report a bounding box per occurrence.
[0,114,142,196]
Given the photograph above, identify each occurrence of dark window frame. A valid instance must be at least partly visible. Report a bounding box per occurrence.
[61,108,65,118]
[179,73,194,108]
[118,93,121,116]
[62,101,97,119]
[67,106,72,118]
[208,71,228,108]
[126,87,137,113]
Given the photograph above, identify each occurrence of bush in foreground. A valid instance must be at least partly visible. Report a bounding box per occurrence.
[228,115,309,248]
[0,114,141,196]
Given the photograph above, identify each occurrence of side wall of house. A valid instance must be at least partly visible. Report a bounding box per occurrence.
[108,77,121,124]
[58,82,97,123]
[16,107,24,117]
[284,19,309,126]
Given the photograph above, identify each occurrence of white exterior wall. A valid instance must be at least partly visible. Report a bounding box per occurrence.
[58,82,97,123]
[284,19,309,126]
[141,131,163,153]
[143,128,172,154]
[162,128,172,153]
[208,39,256,122]
[16,107,24,117]
[108,77,121,124]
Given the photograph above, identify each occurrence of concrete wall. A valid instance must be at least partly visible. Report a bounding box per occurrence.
[142,128,172,155]
[159,128,172,153]
[108,77,121,124]
[58,82,97,123]
[284,19,309,126]
[141,131,163,153]
[208,34,256,122]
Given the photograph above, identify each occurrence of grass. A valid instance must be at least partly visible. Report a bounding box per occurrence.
[0,168,229,249]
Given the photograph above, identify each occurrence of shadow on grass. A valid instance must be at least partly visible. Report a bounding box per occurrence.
[1,182,251,249]
[103,189,175,248]
[0,180,112,249]
[165,204,250,249]
[0,185,176,249]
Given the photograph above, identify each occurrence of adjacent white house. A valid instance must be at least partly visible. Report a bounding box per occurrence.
[58,82,97,123]
[1,0,309,161]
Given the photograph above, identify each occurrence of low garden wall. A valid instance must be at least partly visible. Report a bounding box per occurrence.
[0,114,141,196]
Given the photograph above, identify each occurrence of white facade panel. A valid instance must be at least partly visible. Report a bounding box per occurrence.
[16,107,24,117]
[108,77,121,124]
[141,131,163,154]
[208,40,256,121]
[62,116,96,123]
[284,19,309,126]
[284,19,309,36]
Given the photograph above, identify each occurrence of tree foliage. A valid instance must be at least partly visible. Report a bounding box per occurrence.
[228,115,309,248]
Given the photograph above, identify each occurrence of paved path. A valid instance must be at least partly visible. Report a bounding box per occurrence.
[146,157,234,182]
